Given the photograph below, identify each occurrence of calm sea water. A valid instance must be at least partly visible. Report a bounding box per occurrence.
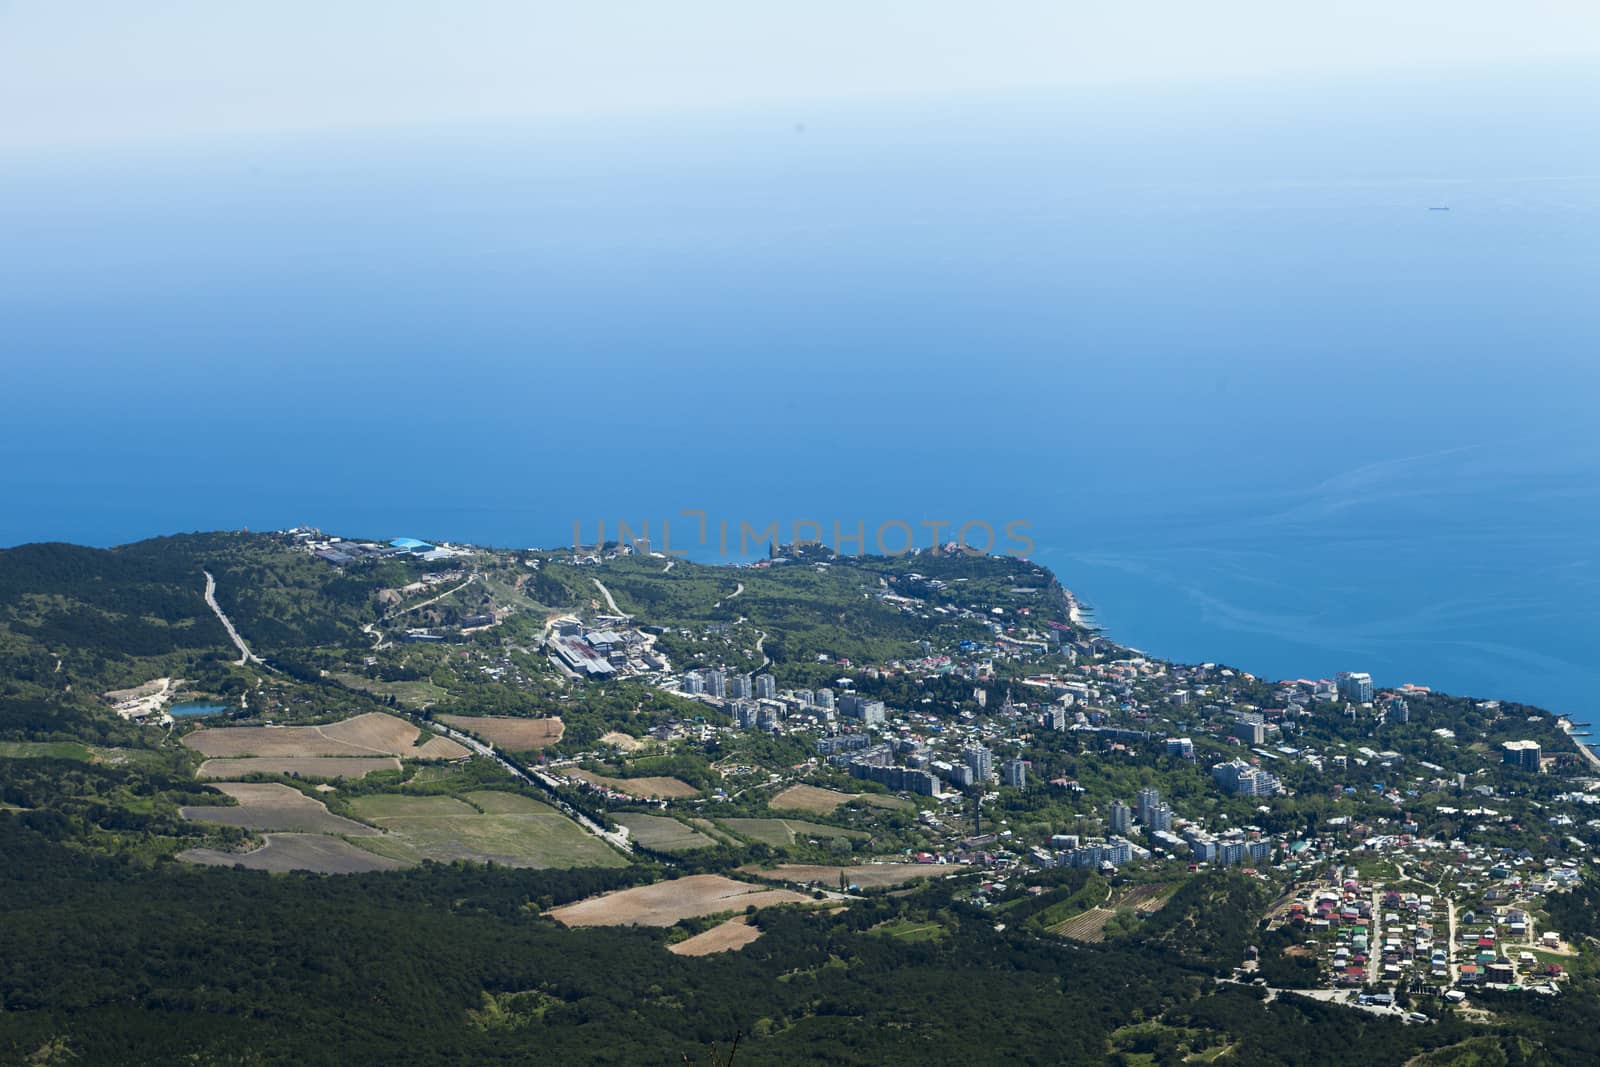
[3,68,1597,720]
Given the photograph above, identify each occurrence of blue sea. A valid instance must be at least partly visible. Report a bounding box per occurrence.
[4,66,1598,721]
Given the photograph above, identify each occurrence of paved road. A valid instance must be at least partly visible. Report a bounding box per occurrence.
[1397,862,1457,985]
[1446,897,1458,984]
[592,579,629,618]
[1367,887,1382,984]
[203,570,261,667]
[360,621,388,651]
[428,721,632,854]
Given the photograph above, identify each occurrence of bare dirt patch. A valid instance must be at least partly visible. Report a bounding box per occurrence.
[548,874,811,927]
[770,784,851,814]
[739,863,953,889]
[600,731,643,751]
[568,769,699,799]
[182,712,467,760]
[178,833,406,874]
[668,917,764,956]
[181,783,378,835]
[197,756,401,780]
[103,677,179,721]
[436,714,564,751]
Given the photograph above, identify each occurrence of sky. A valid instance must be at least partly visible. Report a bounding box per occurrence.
[3,1,1599,154]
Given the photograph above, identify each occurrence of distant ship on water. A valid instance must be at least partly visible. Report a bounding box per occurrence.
[1429,206,1451,211]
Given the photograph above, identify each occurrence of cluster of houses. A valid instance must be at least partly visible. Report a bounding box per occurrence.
[1280,846,1577,1000]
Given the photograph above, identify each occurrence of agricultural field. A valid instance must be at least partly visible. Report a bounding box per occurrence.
[436,714,564,751]
[347,790,625,869]
[181,712,468,760]
[667,917,764,956]
[689,818,739,845]
[178,832,407,874]
[769,784,911,815]
[180,783,379,835]
[1053,908,1120,943]
[197,756,401,780]
[739,863,954,889]
[718,818,872,848]
[548,874,812,927]
[613,813,718,852]
[568,769,699,799]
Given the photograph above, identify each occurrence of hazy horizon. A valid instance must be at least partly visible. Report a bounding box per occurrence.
[4,1,1599,154]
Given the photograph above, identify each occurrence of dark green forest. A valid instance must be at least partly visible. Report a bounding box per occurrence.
[1,816,1534,1067]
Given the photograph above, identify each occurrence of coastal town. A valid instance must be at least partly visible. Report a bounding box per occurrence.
[44,523,1582,1038]
[257,529,1600,1015]
[7,524,1600,1064]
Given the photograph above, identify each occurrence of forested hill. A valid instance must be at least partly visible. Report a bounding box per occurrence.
[0,532,457,703]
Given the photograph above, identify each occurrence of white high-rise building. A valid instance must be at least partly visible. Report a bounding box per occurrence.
[1337,671,1374,703]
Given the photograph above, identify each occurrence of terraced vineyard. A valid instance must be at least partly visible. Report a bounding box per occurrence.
[1051,883,1179,942]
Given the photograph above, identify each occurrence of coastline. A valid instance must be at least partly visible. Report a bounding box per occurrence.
[1066,591,1084,628]
[1558,717,1600,773]
[1063,588,1095,631]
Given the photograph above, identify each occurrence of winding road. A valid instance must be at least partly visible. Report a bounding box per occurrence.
[592,579,630,618]
[203,571,261,667]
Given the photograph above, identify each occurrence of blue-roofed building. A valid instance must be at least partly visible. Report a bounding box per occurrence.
[390,537,433,551]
